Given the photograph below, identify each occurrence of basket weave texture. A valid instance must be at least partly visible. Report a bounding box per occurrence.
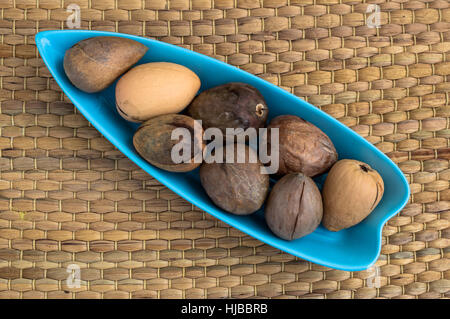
[0,0,449,299]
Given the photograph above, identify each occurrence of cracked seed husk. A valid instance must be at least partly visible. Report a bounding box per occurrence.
[265,173,323,240]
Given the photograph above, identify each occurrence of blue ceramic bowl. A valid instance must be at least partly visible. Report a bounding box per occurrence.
[35,30,410,271]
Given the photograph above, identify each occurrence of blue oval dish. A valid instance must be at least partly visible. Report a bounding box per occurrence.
[35,30,410,271]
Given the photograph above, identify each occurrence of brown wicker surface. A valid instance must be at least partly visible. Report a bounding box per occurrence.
[0,0,449,299]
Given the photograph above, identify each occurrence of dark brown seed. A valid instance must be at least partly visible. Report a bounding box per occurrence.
[133,114,204,172]
[265,173,323,240]
[64,36,148,93]
[200,143,269,215]
[187,82,268,139]
[267,115,337,176]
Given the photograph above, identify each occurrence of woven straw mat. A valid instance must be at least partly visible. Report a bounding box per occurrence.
[0,0,449,299]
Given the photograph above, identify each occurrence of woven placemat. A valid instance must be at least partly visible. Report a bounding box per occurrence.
[0,0,449,299]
